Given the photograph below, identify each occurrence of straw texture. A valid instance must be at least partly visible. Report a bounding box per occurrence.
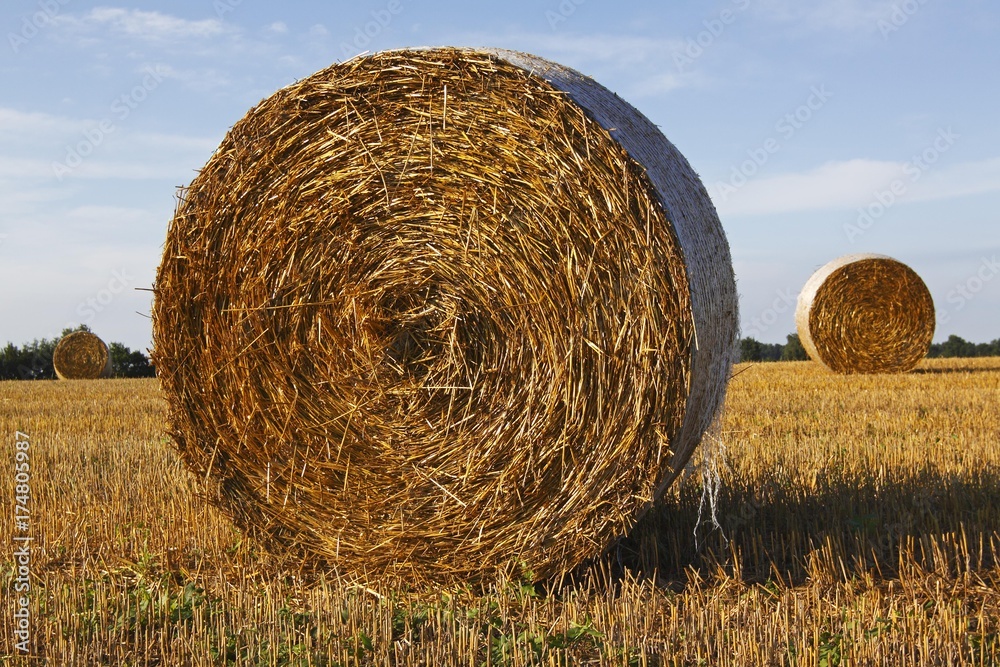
[152,47,738,584]
[53,331,112,380]
[796,254,935,374]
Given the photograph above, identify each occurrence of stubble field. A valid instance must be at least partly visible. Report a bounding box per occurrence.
[2,357,999,665]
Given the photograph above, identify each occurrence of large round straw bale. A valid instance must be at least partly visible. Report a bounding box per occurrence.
[152,48,738,584]
[53,330,113,380]
[796,253,934,374]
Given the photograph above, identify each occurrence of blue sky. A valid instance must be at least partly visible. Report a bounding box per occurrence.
[1,0,998,350]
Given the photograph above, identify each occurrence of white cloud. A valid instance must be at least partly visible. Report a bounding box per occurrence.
[149,63,234,92]
[715,159,897,215]
[44,8,307,94]
[632,71,696,97]
[456,32,697,96]
[495,32,686,70]
[128,132,219,154]
[752,0,897,32]
[0,182,73,211]
[77,7,226,41]
[46,7,261,71]
[67,205,158,227]
[915,157,1000,202]
[714,157,1000,217]
[0,108,81,136]
[0,105,217,184]
[54,157,198,182]
[0,144,215,186]
[0,156,67,180]
[309,24,330,39]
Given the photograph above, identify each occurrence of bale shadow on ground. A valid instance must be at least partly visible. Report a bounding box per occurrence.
[598,465,1000,590]
[910,366,999,375]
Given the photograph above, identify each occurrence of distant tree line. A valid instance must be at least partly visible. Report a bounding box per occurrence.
[740,334,809,362]
[926,335,1000,358]
[740,333,1000,363]
[0,325,155,380]
[4,327,996,377]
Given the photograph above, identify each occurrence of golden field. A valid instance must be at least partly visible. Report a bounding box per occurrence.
[1,357,999,666]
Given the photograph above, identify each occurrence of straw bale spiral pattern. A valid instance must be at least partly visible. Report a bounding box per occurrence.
[53,330,113,380]
[152,48,738,583]
[796,254,934,374]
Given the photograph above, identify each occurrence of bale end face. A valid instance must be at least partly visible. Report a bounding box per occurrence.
[53,331,113,380]
[795,254,935,374]
[152,47,738,585]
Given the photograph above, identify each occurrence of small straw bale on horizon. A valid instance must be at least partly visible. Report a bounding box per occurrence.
[53,330,113,380]
[796,253,935,374]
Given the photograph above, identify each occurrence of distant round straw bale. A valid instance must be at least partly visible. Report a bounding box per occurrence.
[53,330,113,380]
[152,48,738,584]
[796,254,935,374]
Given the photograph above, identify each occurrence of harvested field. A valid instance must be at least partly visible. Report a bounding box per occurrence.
[1,357,998,664]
